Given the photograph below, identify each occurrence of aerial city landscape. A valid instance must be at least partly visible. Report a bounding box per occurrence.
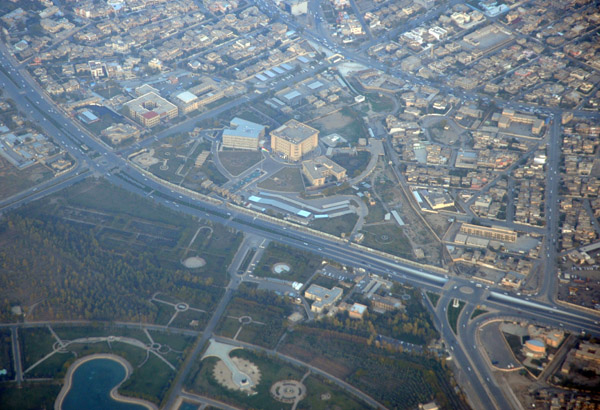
[0,0,599,409]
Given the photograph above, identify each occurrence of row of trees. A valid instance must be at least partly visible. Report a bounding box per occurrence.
[0,213,224,323]
[283,325,463,410]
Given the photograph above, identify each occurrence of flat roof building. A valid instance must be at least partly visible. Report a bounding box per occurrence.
[173,91,200,114]
[575,342,600,364]
[135,84,159,97]
[222,117,266,150]
[349,302,367,319]
[305,284,343,313]
[124,92,178,128]
[370,294,403,312]
[420,189,454,210]
[497,109,545,135]
[271,119,319,161]
[460,223,517,243]
[302,156,346,187]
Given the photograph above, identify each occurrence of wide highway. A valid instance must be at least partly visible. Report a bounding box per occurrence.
[1,12,600,410]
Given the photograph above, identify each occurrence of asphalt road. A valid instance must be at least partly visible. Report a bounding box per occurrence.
[1,8,600,410]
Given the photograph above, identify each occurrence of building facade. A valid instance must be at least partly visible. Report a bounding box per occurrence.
[270,119,319,161]
[222,117,265,150]
[460,223,517,243]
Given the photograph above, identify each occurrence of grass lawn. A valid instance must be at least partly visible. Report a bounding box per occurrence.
[69,341,148,369]
[236,110,268,125]
[219,150,262,176]
[25,338,151,381]
[27,351,74,379]
[200,159,228,186]
[258,167,305,193]
[62,179,191,227]
[188,349,304,410]
[187,222,243,288]
[216,317,241,339]
[310,274,341,290]
[0,329,14,381]
[153,302,176,326]
[299,375,369,410]
[94,85,122,99]
[447,300,466,335]
[218,297,290,349]
[0,382,61,410]
[359,223,412,258]
[81,114,113,136]
[503,332,523,357]
[121,354,175,405]
[471,308,488,320]
[169,309,209,331]
[20,327,56,371]
[309,214,358,237]
[147,330,195,352]
[281,327,464,409]
[426,291,440,308]
[366,92,395,113]
[253,242,322,282]
[331,151,370,178]
[364,200,387,224]
[21,330,189,405]
[53,325,150,343]
[332,107,369,145]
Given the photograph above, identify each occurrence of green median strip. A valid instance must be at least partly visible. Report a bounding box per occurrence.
[426,291,440,307]
[447,299,465,335]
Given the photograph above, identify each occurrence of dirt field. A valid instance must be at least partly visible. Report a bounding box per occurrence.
[257,167,305,193]
[424,213,452,237]
[0,156,53,199]
[280,344,351,379]
[421,116,466,146]
[494,370,536,409]
[312,111,353,134]
[218,150,262,176]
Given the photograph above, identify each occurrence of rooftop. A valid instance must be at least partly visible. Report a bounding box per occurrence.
[125,91,178,117]
[302,156,346,181]
[175,90,198,104]
[223,117,265,139]
[305,284,343,310]
[271,119,318,144]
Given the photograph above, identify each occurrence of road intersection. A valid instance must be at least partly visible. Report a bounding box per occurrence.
[1,3,600,409]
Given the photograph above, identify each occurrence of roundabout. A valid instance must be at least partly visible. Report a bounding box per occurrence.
[270,380,306,404]
[175,303,189,312]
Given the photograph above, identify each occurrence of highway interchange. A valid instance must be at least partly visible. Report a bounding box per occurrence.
[1,2,600,409]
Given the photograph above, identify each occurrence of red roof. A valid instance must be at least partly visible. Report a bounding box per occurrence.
[142,111,159,119]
